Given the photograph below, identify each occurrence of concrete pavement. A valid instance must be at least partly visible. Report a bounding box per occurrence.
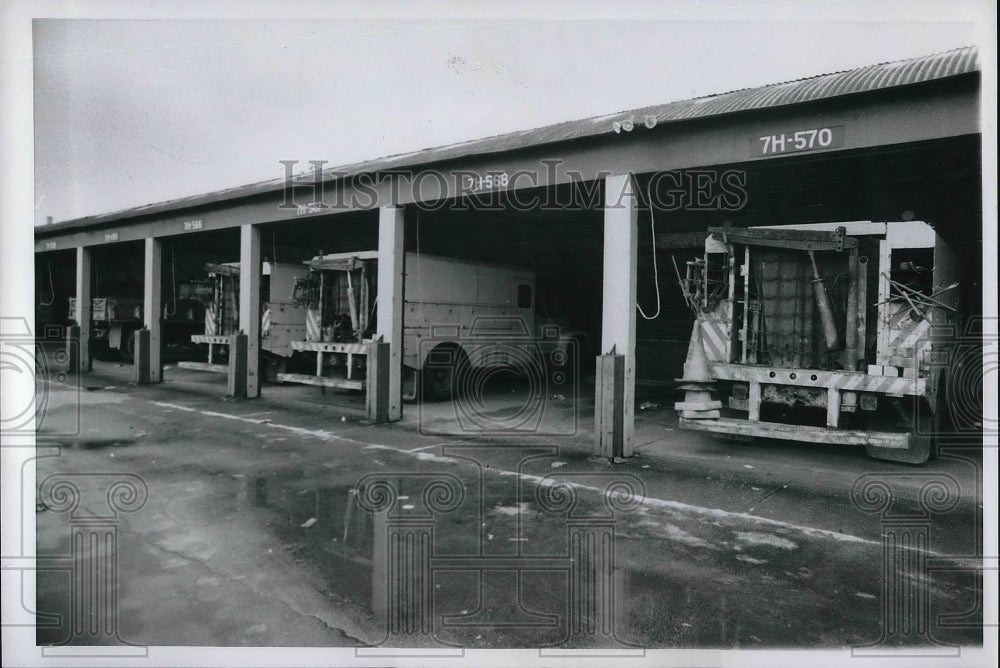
[27,356,984,650]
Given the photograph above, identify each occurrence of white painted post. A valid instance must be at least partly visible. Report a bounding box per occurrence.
[143,237,163,382]
[377,205,405,422]
[599,174,638,456]
[239,224,262,398]
[75,247,92,372]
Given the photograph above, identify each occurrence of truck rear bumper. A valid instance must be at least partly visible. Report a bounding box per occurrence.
[679,417,911,449]
[709,363,926,396]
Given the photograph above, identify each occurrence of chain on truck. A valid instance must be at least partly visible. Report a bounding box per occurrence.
[673,221,963,464]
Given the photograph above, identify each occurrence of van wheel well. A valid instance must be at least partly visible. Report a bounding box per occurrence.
[422,343,469,401]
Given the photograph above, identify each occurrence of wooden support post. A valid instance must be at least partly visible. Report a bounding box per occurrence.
[856,255,869,368]
[239,224,261,398]
[227,333,248,399]
[366,342,391,423]
[595,354,626,458]
[377,205,405,422]
[66,325,81,378]
[595,173,638,457]
[75,247,92,372]
[134,329,151,384]
[143,237,163,382]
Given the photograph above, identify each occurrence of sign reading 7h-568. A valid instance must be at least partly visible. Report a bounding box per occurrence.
[751,125,845,157]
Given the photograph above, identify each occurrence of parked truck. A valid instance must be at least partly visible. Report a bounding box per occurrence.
[675,221,962,464]
[67,295,206,363]
[68,296,144,362]
[178,261,308,378]
[279,251,587,401]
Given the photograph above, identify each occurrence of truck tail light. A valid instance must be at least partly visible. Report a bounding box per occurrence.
[860,393,878,411]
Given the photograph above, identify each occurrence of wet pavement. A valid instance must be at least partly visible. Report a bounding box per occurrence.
[28,354,984,651]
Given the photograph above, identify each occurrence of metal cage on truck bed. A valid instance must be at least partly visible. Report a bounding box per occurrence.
[676,221,961,464]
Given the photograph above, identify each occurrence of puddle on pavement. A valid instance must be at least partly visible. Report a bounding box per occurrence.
[59,438,134,450]
[233,473,375,610]
[231,470,982,649]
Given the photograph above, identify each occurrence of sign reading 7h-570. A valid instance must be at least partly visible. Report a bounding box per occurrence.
[751,125,845,157]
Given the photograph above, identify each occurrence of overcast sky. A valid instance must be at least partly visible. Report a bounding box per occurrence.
[29,2,990,226]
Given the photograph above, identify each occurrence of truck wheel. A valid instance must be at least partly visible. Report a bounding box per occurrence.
[90,337,112,362]
[286,351,310,374]
[864,392,939,465]
[423,345,468,401]
[120,332,135,364]
[402,366,419,403]
[864,437,931,465]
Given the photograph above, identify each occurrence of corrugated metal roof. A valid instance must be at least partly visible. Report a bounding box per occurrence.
[38,46,979,236]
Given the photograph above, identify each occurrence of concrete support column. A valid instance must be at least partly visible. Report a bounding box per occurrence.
[596,174,638,457]
[377,205,405,421]
[239,224,262,398]
[74,247,92,372]
[141,237,163,383]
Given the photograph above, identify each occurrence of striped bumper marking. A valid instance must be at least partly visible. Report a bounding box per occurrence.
[710,363,926,395]
[204,304,217,336]
[261,308,271,337]
[879,303,932,363]
[305,308,321,342]
[700,312,729,362]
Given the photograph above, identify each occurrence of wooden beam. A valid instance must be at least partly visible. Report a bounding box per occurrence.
[35,84,979,252]
[596,173,638,457]
[227,333,249,398]
[142,237,163,383]
[239,224,262,398]
[595,354,625,458]
[75,247,92,372]
[377,205,405,422]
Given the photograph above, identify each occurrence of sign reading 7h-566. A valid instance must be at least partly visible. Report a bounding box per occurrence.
[751,125,845,157]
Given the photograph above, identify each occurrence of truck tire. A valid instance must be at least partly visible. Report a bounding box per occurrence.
[423,344,468,401]
[402,366,419,403]
[90,337,112,362]
[120,331,135,364]
[864,436,932,465]
[864,389,941,465]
